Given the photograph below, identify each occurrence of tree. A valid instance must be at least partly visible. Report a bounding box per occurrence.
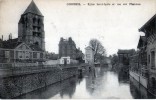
[45,51,58,60]
[111,54,119,66]
[89,38,106,62]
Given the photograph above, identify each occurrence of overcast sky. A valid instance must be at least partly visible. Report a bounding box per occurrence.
[0,0,155,56]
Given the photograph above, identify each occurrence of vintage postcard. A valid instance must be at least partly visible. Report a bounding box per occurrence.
[0,0,155,99]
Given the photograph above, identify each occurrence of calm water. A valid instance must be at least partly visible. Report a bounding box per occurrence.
[15,66,155,99]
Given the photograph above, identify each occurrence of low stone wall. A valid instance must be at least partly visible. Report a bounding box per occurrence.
[130,76,149,99]
[129,71,147,88]
[0,66,78,99]
[14,76,77,99]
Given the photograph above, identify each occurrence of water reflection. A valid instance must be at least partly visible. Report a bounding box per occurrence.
[130,76,155,99]
[118,68,129,84]
[14,66,156,99]
[14,76,77,99]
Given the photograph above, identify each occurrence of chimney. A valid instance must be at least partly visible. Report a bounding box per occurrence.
[2,35,3,41]
[8,34,10,40]
[10,33,12,39]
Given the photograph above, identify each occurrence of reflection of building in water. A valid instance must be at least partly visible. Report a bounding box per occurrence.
[129,76,155,99]
[139,14,156,95]
[85,67,105,95]
[85,69,96,95]
[0,1,45,64]
[60,77,77,98]
[118,68,129,84]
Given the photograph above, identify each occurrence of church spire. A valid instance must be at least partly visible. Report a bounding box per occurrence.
[23,0,43,16]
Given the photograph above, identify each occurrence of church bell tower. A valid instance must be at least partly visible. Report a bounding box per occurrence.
[18,0,45,51]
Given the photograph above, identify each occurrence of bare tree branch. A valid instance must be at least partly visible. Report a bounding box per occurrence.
[89,38,106,62]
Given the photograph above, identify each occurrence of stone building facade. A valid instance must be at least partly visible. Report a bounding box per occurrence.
[139,14,156,95]
[117,49,135,65]
[85,46,94,64]
[58,37,84,61]
[0,1,45,65]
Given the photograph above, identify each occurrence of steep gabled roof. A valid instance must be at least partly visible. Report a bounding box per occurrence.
[23,0,43,16]
[137,36,147,49]
[139,14,156,32]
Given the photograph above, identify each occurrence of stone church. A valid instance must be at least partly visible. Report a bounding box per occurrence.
[0,1,45,65]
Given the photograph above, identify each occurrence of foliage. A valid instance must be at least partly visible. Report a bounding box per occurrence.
[111,54,119,65]
[45,51,58,60]
[89,38,106,62]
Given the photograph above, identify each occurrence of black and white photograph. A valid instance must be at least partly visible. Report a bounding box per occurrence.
[0,0,156,99]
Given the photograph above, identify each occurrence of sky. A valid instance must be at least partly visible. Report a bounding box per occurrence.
[0,0,155,56]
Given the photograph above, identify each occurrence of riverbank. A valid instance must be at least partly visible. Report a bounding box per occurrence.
[0,65,79,98]
[129,70,156,97]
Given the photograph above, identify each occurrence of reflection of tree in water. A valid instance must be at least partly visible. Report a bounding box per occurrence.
[85,67,106,95]
[60,77,77,98]
[85,68,96,95]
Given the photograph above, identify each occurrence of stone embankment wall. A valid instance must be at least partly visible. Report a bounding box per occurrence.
[129,71,147,88]
[0,66,78,99]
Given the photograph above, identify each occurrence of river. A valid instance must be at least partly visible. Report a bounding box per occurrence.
[15,66,155,99]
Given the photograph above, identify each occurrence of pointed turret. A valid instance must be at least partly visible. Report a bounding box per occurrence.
[23,0,43,16]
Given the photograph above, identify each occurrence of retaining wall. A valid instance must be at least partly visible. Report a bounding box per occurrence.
[0,66,78,99]
[129,71,147,88]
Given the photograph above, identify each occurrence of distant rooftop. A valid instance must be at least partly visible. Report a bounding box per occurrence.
[117,49,135,54]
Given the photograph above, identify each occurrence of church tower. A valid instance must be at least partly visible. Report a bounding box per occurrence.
[18,0,45,51]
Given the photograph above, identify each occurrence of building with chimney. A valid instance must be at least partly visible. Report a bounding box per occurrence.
[59,37,77,59]
[58,37,84,63]
[0,1,45,66]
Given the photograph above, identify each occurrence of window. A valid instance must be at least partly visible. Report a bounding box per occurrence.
[151,51,155,68]
[5,51,10,58]
[33,18,36,24]
[38,19,40,24]
[151,77,156,88]
[33,52,37,58]
[148,55,150,64]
